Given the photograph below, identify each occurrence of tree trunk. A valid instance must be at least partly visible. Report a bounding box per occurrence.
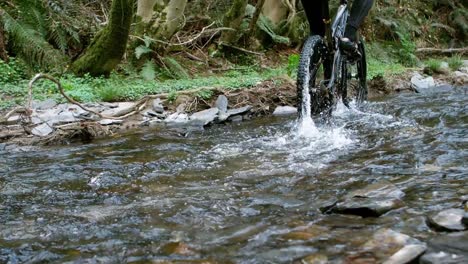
[221,0,248,44]
[137,0,159,23]
[262,0,288,25]
[0,20,8,62]
[249,0,267,35]
[154,0,188,40]
[71,0,134,76]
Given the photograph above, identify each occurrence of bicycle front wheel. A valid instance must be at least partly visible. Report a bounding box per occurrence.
[297,35,332,119]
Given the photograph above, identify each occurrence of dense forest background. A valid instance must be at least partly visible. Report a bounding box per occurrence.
[0,0,466,108]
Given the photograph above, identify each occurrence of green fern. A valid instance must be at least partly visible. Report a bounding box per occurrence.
[0,8,67,70]
[141,60,156,81]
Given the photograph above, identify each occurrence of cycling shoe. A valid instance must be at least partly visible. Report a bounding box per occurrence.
[339,38,361,59]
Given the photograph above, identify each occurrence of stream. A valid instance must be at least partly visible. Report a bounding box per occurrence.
[0,85,467,263]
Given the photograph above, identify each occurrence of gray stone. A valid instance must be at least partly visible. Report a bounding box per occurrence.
[165,112,189,124]
[31,123,54,137]
[6,115,21,125]
[358,229,426,264]
[32,98,57,110]
[190,108,219,126]
[99,119,123,125]
[229,115,243,122]
[152,98,165,113]
[0,143,6,151]
[427,208,466,231]
[215,95,229,113]
[176,103,186,113]
[420,231,468,264]
[273,106,297,116]
[383,244,427,264]
[100,102,135,117]
[228,105,252,116]
[217,106,252,122]
[331,181,405,217]
[411,73,435,90]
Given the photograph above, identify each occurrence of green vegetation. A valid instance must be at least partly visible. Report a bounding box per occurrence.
[0,66,286,110]
[448,56,463,71]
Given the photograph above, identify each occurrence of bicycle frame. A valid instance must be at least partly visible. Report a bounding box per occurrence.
[326,3,349,91]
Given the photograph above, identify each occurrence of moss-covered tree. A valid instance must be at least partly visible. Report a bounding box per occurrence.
[220,0,248,44]
[71,0,135,76]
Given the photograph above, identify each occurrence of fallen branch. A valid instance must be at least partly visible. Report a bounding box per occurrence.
[27,74,150,120]
[416,47,468,55]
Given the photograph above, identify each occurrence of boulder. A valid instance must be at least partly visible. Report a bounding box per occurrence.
[189,108,219,126]
[420,231,468,264]
[411,73,435,90]
[427,208,466,232]
[215,95,229,113]
[273,106,298,116]
[31,123,54,137]
[330,181,405,217]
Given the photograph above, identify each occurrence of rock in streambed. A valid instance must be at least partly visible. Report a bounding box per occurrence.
[427,208,467,232]
[326,181,405,217]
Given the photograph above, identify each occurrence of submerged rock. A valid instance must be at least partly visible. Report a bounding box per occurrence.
[294,253,328,264]
[349,229,426,264]
[273,106,297,116]
[330,181,405,217]
[427,208,466,232]
[420,231,468,264]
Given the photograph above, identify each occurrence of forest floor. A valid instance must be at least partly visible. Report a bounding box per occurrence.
[0,49,467,148]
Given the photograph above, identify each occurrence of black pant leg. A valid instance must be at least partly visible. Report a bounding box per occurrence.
[301,0,330,37]
[345,0,374,41]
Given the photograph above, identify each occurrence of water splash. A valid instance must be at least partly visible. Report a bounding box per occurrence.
[297,54,319,138]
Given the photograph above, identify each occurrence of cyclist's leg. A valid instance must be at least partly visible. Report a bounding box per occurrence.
[345,0,374,42]
[301,0,329,37]
[301,0,332,80]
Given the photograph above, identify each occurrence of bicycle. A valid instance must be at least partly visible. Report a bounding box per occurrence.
[297,0,368,119]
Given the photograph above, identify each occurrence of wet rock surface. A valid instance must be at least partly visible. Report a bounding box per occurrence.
[348,229,426,264]
[328,181,405,217]
[411,73,435,90]
[420,232,468,264]
[273,106,297,116]
[427,208,466,231]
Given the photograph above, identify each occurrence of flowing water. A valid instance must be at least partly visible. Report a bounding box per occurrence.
[0,85,467,263]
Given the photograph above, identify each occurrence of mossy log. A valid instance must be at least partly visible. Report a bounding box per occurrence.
[71,0,134,76]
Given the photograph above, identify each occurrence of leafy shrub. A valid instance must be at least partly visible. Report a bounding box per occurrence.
[395,31,417,67]
[448,56,463,71]
[287,54,300,77]
[0,59,27,84]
